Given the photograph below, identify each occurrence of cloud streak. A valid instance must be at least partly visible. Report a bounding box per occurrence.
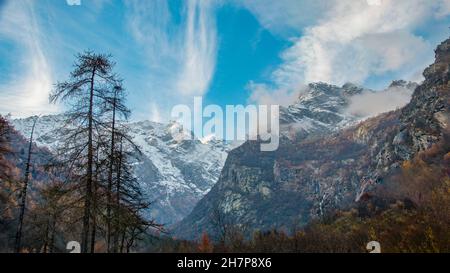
[236,0,328,37]
[125,0,218,121]
[247,81,300,107]
[345,84,415,118]
[0,0,218,121]
[0,0,58,117]
[177,0,217,96]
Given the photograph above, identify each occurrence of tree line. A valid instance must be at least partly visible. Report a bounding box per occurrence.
[0,52,163,253]
[148,129,450,253]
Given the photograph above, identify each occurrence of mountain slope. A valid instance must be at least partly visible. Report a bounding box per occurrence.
[11,117,230,225]
[173,38,449,239]
[8,82,365,225]
[0,119,55,251]
[10,79,416,226]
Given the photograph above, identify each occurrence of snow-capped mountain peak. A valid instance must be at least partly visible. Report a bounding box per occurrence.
[11,115,231,225]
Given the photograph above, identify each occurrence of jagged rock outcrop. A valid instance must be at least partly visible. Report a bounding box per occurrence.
[174,38,450,240]
[393,41,450,160]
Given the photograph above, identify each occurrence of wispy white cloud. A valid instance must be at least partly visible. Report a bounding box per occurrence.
[345,85,414,118]
[66,0,81,6]
[0,0,218,121]
[0,0,59,117]
[177,0,217,96]
[235,0,328,37]
[271,0,438,86]
[125,0,218,122]
[247,81,300,107]
[245,0,450,105]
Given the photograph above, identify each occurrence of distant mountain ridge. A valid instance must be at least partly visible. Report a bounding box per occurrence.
[173,39,447,239]
[279,81,416,140]
[11,116,231,225]
[9,80,417,226]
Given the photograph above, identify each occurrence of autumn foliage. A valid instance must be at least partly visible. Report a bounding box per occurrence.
[198,233,213,253]
[147,131,450,253]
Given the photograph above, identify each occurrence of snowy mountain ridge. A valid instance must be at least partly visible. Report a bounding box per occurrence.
[11,115,232,225]
[9,81,416,225]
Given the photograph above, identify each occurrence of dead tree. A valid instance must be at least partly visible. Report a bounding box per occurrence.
[14,116,38,252]
[50,52,121,253]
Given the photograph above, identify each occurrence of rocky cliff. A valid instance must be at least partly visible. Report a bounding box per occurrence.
[10,80,408,225]
[174,38,450,240]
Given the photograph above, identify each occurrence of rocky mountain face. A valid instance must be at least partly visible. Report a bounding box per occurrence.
[173,39,449,240]
[9,73,417,228]
[279,82,363,139]
[11,117,231,225]
[279,81,416,139]
[5,83,361,225]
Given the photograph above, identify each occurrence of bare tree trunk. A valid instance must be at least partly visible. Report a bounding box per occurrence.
[113,137,123,253]
[90,143,101,253]
[14,116,38,252]
[82,68,96,253]
[42,220,49,253]
[126,228,136,253]
[90,179,98,253]
[106,90,117,252]
[120,232,126,253]
[49,214,56,253]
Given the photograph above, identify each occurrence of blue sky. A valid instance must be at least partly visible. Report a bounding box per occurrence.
[1,0,450,121]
